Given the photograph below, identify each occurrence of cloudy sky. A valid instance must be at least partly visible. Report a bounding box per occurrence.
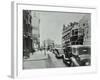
[32,11,88,45]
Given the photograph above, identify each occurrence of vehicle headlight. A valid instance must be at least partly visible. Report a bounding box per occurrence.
[85,62,89,66]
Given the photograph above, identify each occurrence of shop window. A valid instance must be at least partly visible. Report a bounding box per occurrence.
[72,30,74,35]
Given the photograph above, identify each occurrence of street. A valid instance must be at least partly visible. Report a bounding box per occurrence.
[23,50,67,69]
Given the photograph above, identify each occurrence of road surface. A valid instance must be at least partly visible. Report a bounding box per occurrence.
[23,50,67,69]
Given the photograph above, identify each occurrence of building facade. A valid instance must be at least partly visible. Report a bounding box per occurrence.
[62,22,84,48]
[62,14,91,49]
[31,11,40,51]
[79,14,91,45]
[23,10,33,57]
[62,23,73,48]
[70,22,84,45]
[43,39,54,50]
[23,10,40,57]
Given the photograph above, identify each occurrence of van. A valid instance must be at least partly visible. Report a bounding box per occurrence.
[63,45,91,66]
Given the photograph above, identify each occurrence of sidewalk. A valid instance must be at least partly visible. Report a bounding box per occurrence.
[24,50,48,61]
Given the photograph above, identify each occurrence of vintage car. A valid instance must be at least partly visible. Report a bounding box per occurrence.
[63,45,91,66]
[53,48,64,59]
[62,47,72,66]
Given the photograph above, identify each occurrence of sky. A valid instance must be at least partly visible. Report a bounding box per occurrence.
[32,11,87,45]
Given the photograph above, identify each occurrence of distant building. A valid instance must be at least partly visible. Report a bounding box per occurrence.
[79,14,91,45]
[43,39,54,50]
[54,44,62,49]
[31,11,40,51]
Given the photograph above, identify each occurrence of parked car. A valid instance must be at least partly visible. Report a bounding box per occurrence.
[77,45,91,66]
[62,47,72,66]
[53,48,64,59]
[63,45,91,66]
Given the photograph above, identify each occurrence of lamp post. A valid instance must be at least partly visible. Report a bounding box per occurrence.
[44,40,46,55]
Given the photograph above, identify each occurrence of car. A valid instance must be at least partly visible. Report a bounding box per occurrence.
[63,45,91,66]
[62,54,72,67]
[77,45,91,66]
[62,47,72,66]
[53,48,64,59]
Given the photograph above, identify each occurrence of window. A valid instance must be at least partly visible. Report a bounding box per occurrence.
[72,30,74,35]
[74,29,78,35]
[72,29,78,36]
[83,23,85,26]
[75,31,78,35]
